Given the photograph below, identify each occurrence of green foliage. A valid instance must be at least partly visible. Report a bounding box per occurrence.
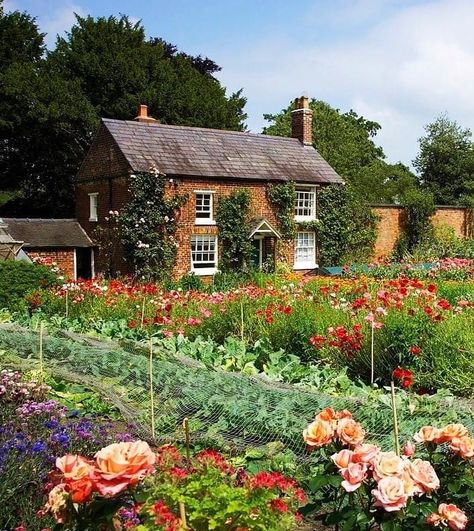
[0,260,57,310]
[0,11,246,216]
[215,189,253,271]
[263,99,417,203]
[395,188,436,256]
[318,184,378,266]
[267,182,297,239]
[414,114,474,205]
[119,170,188,281]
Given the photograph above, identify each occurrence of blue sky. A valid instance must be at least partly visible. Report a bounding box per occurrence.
[5,0,474,169]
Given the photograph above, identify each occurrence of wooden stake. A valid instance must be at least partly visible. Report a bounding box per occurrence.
[39,322,44,383]
[390,381,401,456]
[149,338,155,439]
[370,325,375,385]
[141,296,146,327]
[183,417,191,466]
[179,502,188,529]
[65,290,69,319]
[240,302,244,342]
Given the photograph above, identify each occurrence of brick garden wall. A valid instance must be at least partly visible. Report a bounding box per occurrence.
[372,205,469,258]
[26,248,76,280]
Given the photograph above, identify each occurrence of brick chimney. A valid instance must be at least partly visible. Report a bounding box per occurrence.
[134,104,158,124]
[291,96,313,145]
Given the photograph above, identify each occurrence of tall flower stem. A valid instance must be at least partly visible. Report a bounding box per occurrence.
[370,325,375,385]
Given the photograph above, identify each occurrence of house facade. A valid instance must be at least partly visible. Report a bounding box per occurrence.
[75,96,343,278]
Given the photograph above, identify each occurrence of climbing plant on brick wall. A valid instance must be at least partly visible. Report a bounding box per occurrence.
[119,168,188,281]
[267,182,297,239]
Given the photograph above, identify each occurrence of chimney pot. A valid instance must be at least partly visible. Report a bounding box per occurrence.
[134,104,159,124]
[291,95,313,145]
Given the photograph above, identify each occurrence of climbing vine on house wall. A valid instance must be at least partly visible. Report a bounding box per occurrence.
[267,182,297,239]
[318,185,378,266]
[215,189,253,271]
[119,168,188,281]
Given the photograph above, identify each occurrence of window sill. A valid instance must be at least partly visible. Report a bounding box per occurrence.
[294,216,316,222]
[195,219,216,226]
[89,218,98,222]
[191,268,217,276]
[293,263,318,270]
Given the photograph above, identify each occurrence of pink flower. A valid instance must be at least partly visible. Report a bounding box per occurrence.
[372,451,405,481]
[406,459,440,495]
[427,503,468,530]
[352,443,379,464]
[341,462,367,492]
[331,449,353,469]
[403,441,415,457]
[372,477,409,512]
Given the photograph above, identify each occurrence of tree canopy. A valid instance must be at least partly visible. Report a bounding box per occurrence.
[263,99,418,204]
[414,115,474,205]
[0,9,246,216]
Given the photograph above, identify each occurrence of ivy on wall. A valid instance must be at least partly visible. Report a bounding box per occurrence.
[267,182,297,239]
[215,189,253,271]
[119,168,188,281]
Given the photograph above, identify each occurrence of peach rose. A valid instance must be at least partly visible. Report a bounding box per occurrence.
[341,462,367,492]
[406,459,440,494]
[372,451,405,481]
[372,476,408,512]
[316,407,337,423]
[403,441,415,457]
[438,424,469,444]
[303,419,334,447]
[336,418,365,447]
[44,483,69,524]
[427,503,468,530]
[69,477,95,503]
[336,409,353,420]
[56,455,93,480]
[94,441,156,496]
[449,436,474,460]
[352,443,380,464]
[331,449,353,469]
[414,426,441,444]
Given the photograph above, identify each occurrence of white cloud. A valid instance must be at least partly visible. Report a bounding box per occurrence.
[40,3,85,47]
[215,0,474,168]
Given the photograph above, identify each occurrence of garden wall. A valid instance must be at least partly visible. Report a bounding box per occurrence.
[372,205,470,257]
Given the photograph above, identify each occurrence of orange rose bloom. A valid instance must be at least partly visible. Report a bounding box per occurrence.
[336,418,365,447]
[372,451,405,481]
[336,409,353,420]
[437,424,469,444]
[94,441,156,496]
[303,419,334,447]
[449,436,474,460]
[414,426,441,444]
[352,444,380,464]
[406,459,440,494]
[316,407,337,423]
[427,503,468,530]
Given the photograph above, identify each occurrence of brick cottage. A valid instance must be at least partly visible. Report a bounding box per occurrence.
[76,96,343,278]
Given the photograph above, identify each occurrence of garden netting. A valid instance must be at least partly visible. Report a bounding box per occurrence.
[1,322,474,458]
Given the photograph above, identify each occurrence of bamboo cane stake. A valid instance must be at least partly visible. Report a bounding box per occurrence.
[391,380,401,456]
[141,296,146,327]
[370,325,375,385]
[179,502,188,529]
[149,338,155,439]
[240,302,244,342]
[39,322,44,383]
[183,417,191,466]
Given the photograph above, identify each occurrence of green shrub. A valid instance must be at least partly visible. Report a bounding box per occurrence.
[0,260,58,310]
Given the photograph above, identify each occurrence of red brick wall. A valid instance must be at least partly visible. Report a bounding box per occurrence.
[372,205,469,258]
[27,249,76,280]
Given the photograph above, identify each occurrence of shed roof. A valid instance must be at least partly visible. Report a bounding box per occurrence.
[101,119,343,185]
[1,219,93,248]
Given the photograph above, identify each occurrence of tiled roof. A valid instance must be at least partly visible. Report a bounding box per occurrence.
[1,219,93,248]
[102,119,343,184]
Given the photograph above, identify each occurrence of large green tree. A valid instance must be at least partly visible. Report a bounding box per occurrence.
[263,99,417,203]
[413,115,474,205]
[0,11,246,216]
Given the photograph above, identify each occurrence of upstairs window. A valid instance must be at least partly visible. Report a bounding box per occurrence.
[294,231,316,269]
[88,193,98,221]
[294,187,315,220]
[195,191,214,225]
[191,235,217,275]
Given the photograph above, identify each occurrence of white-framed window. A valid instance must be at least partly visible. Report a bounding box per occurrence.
[294,187,316,220]
[191,234,218,275]
[88,193,98,222]
[294,231,316,269]
[195,191,215,225]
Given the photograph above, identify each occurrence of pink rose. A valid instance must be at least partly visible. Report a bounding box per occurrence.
[372,451,405,481]
[372,477,408,512]
[449,436,474,460]
[56,455,93,480]
[341,462,367,492]
[331,449,353,469]
[303,419,334,447]
[94,441,155,496]
[414,426,441,444]
[406,459,440,495]
[403,441,415,457]
[352,443,380,464]
[427,503,468,530]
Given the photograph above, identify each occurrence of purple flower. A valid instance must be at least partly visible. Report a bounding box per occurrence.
[31,441,47,453]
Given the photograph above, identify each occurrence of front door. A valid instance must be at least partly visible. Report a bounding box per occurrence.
[76,248,93,279]
[250,238,263,270]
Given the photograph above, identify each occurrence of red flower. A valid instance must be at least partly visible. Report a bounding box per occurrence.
[410,345,421,356]
[269,498,289,513]
[427,283,437,293]
[309,335,325,348]
[437,299,451,310]
[392,367,413,388]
